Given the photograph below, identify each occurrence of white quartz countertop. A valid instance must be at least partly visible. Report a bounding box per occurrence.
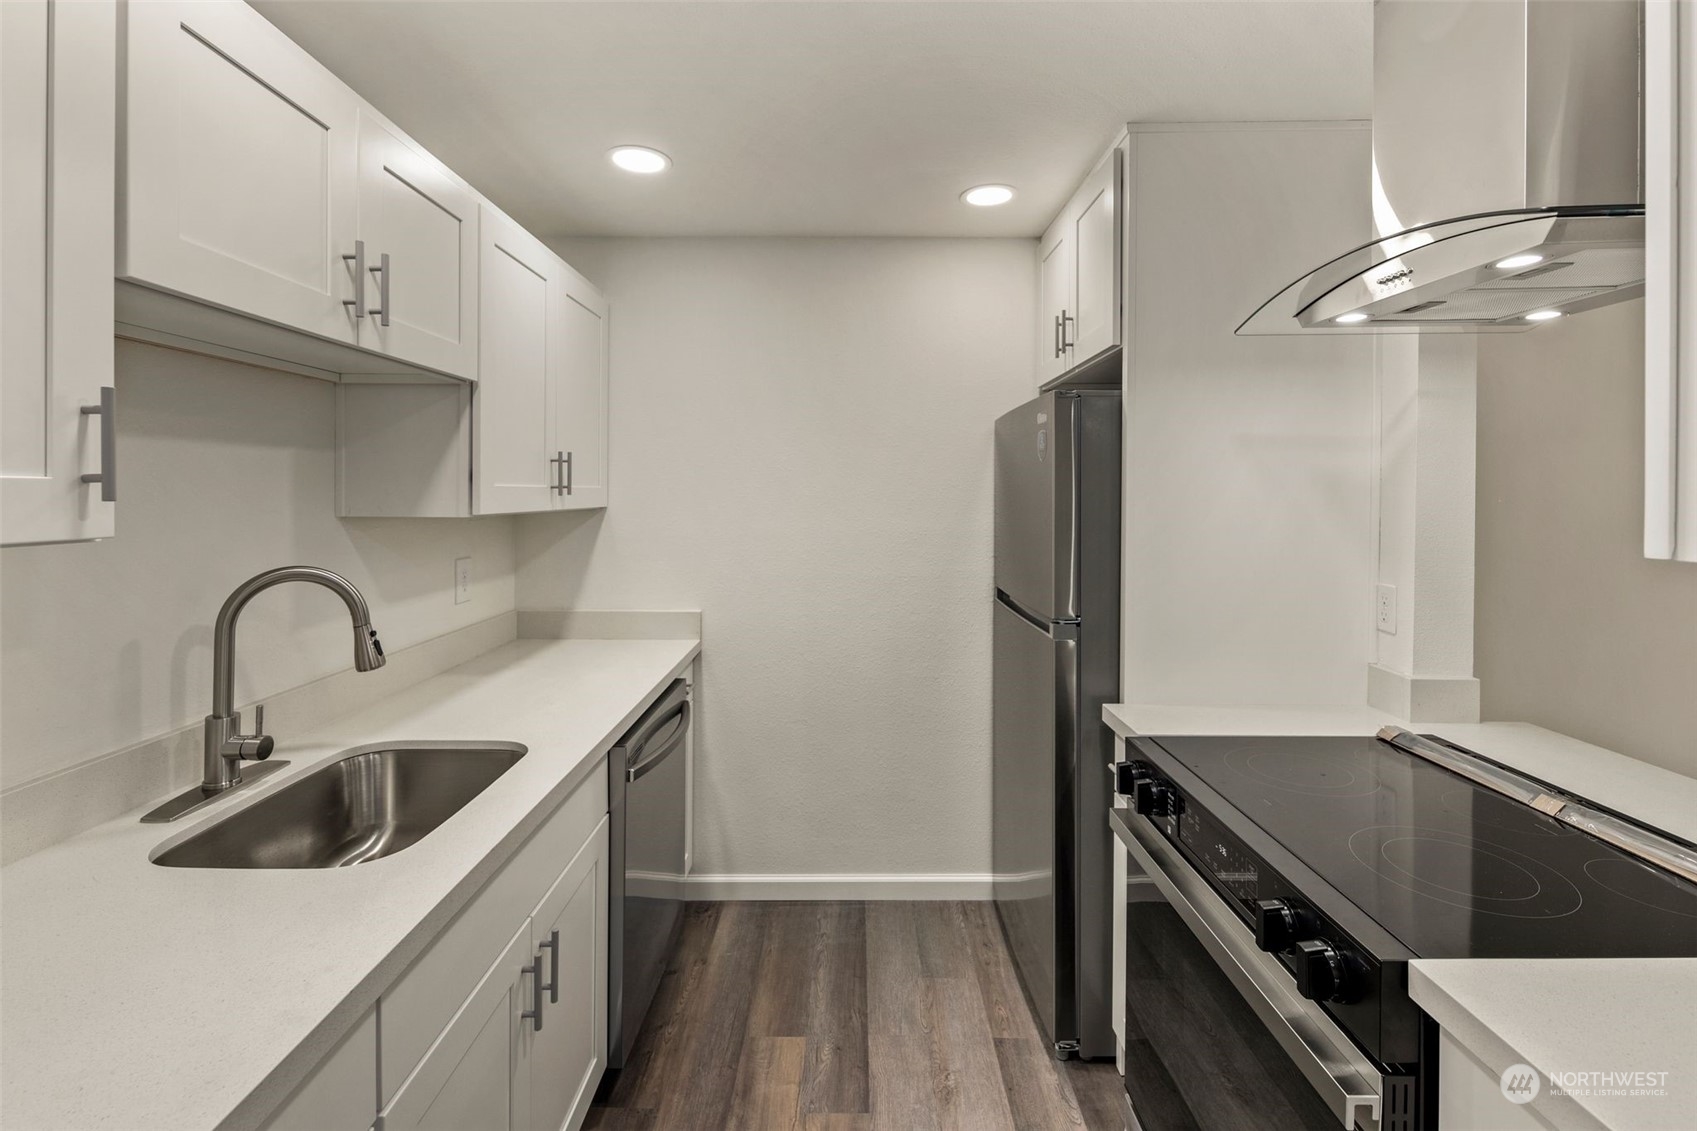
[1410,958,1697,1131]
[1105,702,1697,1131]
[0,637,700,1131]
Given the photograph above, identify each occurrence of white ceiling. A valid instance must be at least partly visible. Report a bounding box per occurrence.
[253,1,1371,239]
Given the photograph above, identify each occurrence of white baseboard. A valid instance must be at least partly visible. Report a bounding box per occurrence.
[684,873,995,901]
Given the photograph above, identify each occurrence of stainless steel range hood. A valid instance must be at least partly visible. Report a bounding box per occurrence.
[1239,0,1644,335]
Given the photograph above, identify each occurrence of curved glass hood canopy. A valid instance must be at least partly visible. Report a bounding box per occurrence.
[1238,207,1645,335]
[1239,0,1645,336]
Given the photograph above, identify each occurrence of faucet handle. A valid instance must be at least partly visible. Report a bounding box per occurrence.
[254,703,264,737]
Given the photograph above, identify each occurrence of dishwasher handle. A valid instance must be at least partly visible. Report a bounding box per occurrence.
[627,697,690,783]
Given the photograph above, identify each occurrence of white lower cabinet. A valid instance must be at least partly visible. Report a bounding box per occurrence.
[377,777,610,1131]
[527,819,610,1131]
[259,1008,378,1131]
[383,924,531,1131]
[1436,1029,1557,1131]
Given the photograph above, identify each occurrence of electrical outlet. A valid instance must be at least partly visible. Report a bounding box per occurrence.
[1375,584,1397,634]
[454,557,472,605]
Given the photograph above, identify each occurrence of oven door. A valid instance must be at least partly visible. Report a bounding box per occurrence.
[1112,810,1388,1131]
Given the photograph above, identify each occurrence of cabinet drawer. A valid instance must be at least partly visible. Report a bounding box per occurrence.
[380,761,605,1104]
[259,1007,376,1131]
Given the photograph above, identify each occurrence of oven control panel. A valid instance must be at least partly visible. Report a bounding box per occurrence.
[1116,759,1388,1026]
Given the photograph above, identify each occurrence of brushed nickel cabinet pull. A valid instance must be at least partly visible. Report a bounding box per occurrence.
[539,929,560,1003]
[341,240,367,319]
[369,252,390,327]
[522,955,544,1031]
[79,386,116,502]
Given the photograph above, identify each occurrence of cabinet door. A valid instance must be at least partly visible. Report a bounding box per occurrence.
[384,922,534,1131]
[1037,211,1074,385]
[1645,0,1696,561]
[259,1008,377,1131]
[1,0,116,546]
[526,817,610,1131]
[1070,147,1122,364]
[355,111,479,379]
[474,208,560,514]
[120,0,359,343]
[550,270,609,510]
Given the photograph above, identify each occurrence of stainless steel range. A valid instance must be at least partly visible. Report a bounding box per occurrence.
[1110,728,1697,1131]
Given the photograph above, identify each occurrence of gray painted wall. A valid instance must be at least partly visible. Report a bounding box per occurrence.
[1476,299,1697,777]
[518,237,1036,879]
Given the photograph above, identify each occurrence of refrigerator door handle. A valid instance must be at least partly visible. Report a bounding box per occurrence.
[995,589,1078,640]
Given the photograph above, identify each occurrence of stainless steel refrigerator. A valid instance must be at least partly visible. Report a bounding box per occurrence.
[992,388,1120,1060]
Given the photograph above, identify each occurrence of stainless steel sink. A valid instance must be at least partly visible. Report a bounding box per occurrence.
[152,742,527,869]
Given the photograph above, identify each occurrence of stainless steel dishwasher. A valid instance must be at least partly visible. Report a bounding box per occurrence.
[605,677,690,1073]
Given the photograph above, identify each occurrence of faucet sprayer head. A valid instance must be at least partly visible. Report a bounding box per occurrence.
[354,625,386,672]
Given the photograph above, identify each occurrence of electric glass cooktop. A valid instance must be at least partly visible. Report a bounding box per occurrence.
[1146,736,1697,959]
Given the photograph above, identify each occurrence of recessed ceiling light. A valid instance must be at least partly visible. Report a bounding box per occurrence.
[1525,309,1563,322]
[1334,312,1371,324]
[961,184,1015,207]
[1495,253,1546,270]
[609,146,670,174]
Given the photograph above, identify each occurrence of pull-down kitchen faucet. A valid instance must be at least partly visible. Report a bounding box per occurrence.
[203,566,386,791]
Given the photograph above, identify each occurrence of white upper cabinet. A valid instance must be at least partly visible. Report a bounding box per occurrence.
[339,206,609,518]
[1069,147,1122,365]
[474,210,609,515]
[1,0,117,546]
[1037,212,1074,385]
[552,268,610,510]
[1036,143,1125,386]
[119,0,360,344]
[1645,0,1695,562]
[476,210,563,515]
[354,111,479,379]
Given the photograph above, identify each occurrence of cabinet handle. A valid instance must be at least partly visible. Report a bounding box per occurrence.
[341,240,367,319]
[369,252,390,327]
[550,451,566,495]
[539,929,560,1003]
[1060,310,1074,352]
[522,955,544,1031]
[1054,314,1063,359]
[79,386,116,502]
[563,451,573,496]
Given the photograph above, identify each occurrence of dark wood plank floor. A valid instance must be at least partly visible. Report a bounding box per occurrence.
[589,901,1125,1131]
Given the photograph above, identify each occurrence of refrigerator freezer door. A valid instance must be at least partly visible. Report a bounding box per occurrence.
[995,392,1077,622]
[992,593,1079,1051]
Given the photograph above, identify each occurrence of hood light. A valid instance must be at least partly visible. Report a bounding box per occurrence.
[1494,253,1546,270]
[609,146,670,174]
[962,185,1015,207]
[1334,312,1371,324]
[1525,309,1563,322]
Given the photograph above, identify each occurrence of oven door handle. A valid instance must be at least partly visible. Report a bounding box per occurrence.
[1112,810,1385,1131]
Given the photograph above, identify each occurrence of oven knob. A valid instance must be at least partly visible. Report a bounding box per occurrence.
[1113,761,1149,797]
[1292,940,1352,1003]
[1253,899,1299,952]
[1133,779,1170,817]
